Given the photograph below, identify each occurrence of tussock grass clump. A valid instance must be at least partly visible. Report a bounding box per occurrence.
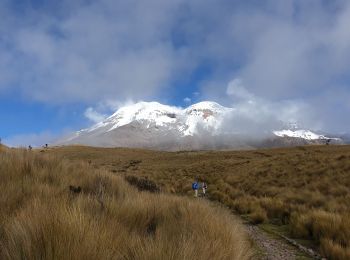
[290,210,350,258]
[125,175,160,192]
[320,238,350,260]
[249,207,267,224]
[0,149,251,259]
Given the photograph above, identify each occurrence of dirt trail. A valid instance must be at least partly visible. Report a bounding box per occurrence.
[245,222,326,259]
[246,224,298,260]
[204,197,317,259]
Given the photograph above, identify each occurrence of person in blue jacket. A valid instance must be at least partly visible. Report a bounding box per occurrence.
[192,180,199,197]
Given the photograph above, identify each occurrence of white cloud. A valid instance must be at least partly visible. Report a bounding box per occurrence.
[0,0,192,104]
[226,78,254,101]
[220,78,316,136]
[198,1,350,132]
[84,107,107,123]
[183,97,191,104]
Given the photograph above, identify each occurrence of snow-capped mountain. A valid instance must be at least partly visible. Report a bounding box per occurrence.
[68,101,232,140]
[61,101,342,150]
[82,102,182,134]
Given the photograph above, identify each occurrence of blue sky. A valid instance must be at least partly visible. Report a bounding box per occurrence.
[1,0,350,146]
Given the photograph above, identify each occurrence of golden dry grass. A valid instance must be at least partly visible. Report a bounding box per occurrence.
[46,144,350,259]
[0,144,8,151]
[0,148,251,260]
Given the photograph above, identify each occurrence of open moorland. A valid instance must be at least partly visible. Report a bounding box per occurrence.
[0,148,251,260]
[47,144,350,260]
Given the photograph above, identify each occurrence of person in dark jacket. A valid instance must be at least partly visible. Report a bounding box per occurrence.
[192,180,199,197]
[202,182,207,196]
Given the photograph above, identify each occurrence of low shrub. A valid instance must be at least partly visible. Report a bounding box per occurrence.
[249,206,268,224]
[125,175,160,193]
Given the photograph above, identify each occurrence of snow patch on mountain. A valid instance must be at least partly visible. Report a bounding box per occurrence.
[106,102,181,131]
[273,130,328,140]
[183,101,233,135]
[273,129,339,140]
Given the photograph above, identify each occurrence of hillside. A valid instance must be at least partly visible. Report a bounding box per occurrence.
[48,145,350,259]
[0,148,251,259]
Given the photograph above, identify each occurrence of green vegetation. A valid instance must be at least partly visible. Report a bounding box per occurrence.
[0,148,251,259]
[48,145,350,260]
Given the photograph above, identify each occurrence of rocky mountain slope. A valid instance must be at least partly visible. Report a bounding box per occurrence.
[60,101,342,150]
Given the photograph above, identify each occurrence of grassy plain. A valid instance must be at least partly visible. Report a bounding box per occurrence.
[48,145,350,260]
[0,148,251,260]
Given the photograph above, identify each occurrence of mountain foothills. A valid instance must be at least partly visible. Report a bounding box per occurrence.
[60,101,342,150]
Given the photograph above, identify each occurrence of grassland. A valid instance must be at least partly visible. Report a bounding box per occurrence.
[0,144,8,150]
[0,148,251,260]
[47,145,350,260]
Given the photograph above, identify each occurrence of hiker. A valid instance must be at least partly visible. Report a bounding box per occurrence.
[192,180,199,197]
[202,182,207,196]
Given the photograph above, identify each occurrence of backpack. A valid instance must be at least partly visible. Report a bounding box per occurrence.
[192,182,198,190]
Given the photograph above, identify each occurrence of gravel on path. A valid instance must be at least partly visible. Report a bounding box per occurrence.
[246,224,298,260]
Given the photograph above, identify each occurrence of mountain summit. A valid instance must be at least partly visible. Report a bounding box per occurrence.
[61,101,340,150]
[69,101,232,139]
